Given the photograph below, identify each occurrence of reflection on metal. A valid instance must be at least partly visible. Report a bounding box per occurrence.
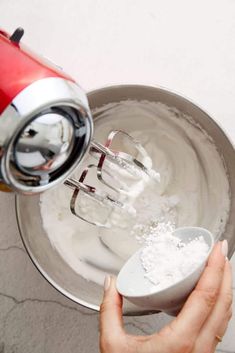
[15,111,74,173]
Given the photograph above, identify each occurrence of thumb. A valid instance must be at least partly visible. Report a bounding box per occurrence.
[99,276,125,348]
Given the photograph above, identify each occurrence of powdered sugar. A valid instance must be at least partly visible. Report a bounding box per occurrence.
[134,220,176,245]
[140,228,209,291]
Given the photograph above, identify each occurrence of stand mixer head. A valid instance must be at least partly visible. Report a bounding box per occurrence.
[0,27,159,224]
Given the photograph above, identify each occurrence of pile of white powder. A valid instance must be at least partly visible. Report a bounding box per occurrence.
[139,222,209,291]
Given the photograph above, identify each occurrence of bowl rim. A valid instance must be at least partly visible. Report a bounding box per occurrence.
[88,83,235,152]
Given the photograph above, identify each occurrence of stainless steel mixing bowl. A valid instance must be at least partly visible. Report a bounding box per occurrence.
[16,85,235,315]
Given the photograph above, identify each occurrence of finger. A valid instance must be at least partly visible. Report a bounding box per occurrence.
[165,241,227,344]
[193,259,233,353]
[99,276,125,348]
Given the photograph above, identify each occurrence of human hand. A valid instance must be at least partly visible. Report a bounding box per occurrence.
[99,240,233,353]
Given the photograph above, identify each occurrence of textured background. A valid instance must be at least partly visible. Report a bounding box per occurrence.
[0,1,235,352]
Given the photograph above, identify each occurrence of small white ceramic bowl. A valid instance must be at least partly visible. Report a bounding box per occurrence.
[116,227,214,316]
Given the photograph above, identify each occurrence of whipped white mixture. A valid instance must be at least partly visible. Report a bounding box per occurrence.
[40,100,230,286]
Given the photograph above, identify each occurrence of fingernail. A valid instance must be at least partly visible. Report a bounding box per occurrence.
[104,275,111,291]
[221,240,228,257]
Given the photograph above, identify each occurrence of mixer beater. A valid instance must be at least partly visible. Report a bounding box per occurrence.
[64,130,160,227]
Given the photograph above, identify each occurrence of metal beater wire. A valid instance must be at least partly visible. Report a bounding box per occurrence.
[90,130,160,193]
[64,130,160,227]
[64,165,125,227]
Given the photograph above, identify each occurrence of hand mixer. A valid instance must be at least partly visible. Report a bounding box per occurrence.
[0,27,159,226]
